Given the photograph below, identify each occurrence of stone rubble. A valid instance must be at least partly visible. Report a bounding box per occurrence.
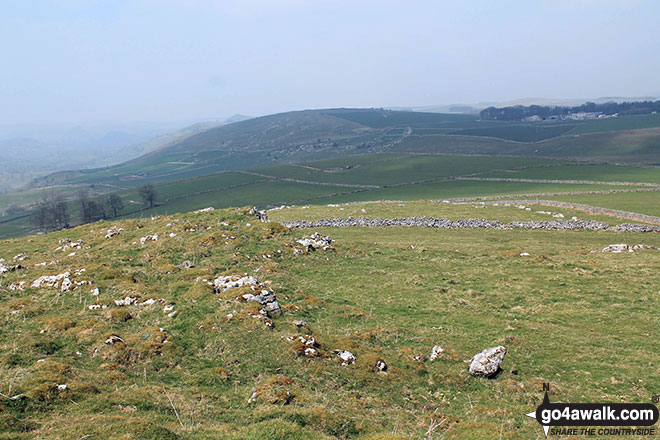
[178,260,195,269]
[212,274,281,316]
[193,207,215,213]
[295,232,333,253]
[213,275,259,292]
[105,226,124,239]
[598,243,658,253]
[469,346,507,378]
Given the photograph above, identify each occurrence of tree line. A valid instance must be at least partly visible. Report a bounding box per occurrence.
[32,184,158,233]
[480,100,660,121]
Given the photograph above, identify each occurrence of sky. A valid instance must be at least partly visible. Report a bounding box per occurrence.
[1,0,659,124]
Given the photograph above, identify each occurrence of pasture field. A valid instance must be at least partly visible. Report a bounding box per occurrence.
[448,123,576,142]
[1,207,660,439]
[546,191,660,218]
[310,181,632,205]
[289,155,562,186]
[567,113,660,135]
[482,163,660,184]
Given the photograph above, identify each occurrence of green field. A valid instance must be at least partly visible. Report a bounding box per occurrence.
[546,191,660,218]
[567,113,660,135]
[482,163,660,184]
[449,123,576,142]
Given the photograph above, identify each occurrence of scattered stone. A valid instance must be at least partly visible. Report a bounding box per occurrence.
[57,384,67,391]
[31,272,71,289]
[213,275,259,292]
[13,253,27,262]
[140,234,158,244]
[469,346,507,378]
[163,304,175,313]
[296,232,333,252]
[213,274,282,316]
[60,278,73,292]
[598,243,657,253]
[178,260,195,269]
[105,226,124,239]
[519,252,530,257]
[8,281,26,291]
[169,233,177,238]
[114,296,139,307]
[249,206,269,222]
[90,288,100,296]
[88,304,108,310]
[194,207,215,213]
[335,349,355,366]
[429,345,445,361]
[374,359,388,372]
[105,335,124,344]
[304,347,319,357]
[293,320,308,328]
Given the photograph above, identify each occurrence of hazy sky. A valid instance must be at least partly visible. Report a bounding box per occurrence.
[1,0,659,124]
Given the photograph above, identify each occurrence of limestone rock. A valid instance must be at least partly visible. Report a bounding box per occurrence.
[249,206,269,222]
[140,234,158,245]
[296,232,333,252]
[469,346,507,378]
[335,350,355,366]
[31,272,71,289]
[429,345,444,361]
[213,275,258,292]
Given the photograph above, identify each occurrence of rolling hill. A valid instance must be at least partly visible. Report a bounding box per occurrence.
[2,108,660,240]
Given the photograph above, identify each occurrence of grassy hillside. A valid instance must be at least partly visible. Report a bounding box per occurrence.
[22,110,660,197]
[2,205,660,439]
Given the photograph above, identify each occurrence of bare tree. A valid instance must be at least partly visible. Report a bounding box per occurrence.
[106,193,125,217]
[138,184,157,208]
[32,193,70,232]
